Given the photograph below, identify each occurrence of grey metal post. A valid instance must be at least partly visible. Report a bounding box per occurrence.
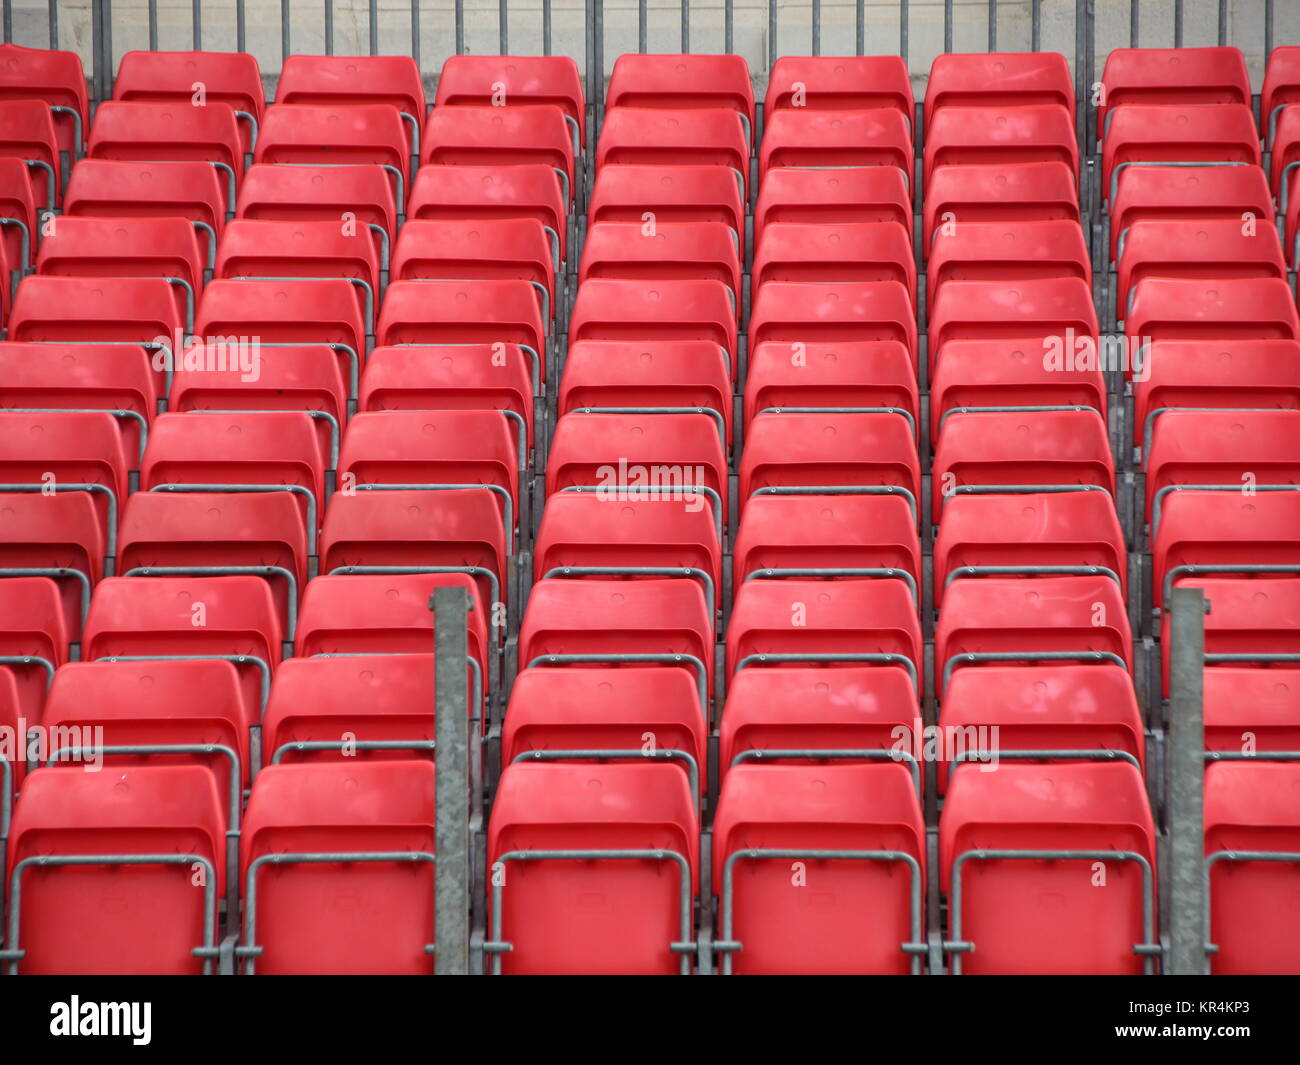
[1167,585,1208,975]
[433,586,470,975]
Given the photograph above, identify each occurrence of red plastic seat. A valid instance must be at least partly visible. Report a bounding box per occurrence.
[6,764,225,974]
[261,654,436,767]
[766,55,913,120]
[422,105,575,204]
[436,55,584,145]
[1117,219,1285,318]
[0,576,66,722]
[744,339,918,437]
[926,51,1074,117]
[0,98,61,206]
[568,278,737,378]
[749,281,917,372]
[87,100,245,198]
[937,665,1143,793]
[597,107,748,197]
[928,219,1090,299]
[608,54,754,136]
[1263,46,1300,145]
[1101,103,1260,206]
[114,50,263,153]
[726,579,922,693]
[591,164,744,258]
[1099,46,1250,134]
[754,221,915,304]
[1125,278,1300,354]
[933,410,1114,523]
[9,274,183,348]
[740,410,920,524]
[579,221,741,313]
[760,108,911,179]
[936,575,1132,691]
[923,160,1078,246]
[0,669,21,792]
[756,165,911,241]
[0,155,38,267]
[488,762,699,975]
[1145,410,1300,527]
[255,103,408,204]
[240,760,436,974]
[407,163,566,263]
[1270,104,1300,205]
[713,763,925,975]
[934,491,1126,606]
[1205,667,1300,757]
[1204,762,1300,975]
[1108,163,1274,263]
[276,54,425,149]
[940,762,1156,974]
[0,42,87,155]
[925,103,1077,185]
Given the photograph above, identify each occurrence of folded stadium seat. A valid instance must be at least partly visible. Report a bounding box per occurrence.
[936,575,1132,694]
[5,764,225,974]
[1125,278,1300,357]
[726,579,922,696]
[1133,339,1300,451]
[139,411,327,546]
[753,221,915,305]
[759,108,912,181]
[518,577,713,704]
[739,410,920,528]
[502,667,706,801]
[936,665,1143,794]
[926,51,1074,116]
[235,162,396,266]
[239,760,436,974]
[262,654,436,767]
[1204,762,1300,975]
[359,344,534,448]
[755,166,911,240]
[40,658,251,791]
[940,761,1157,974]
[927,277,1099,378]
[748,281,917,373]
[0,41,88,157]
[713,763,925,975]
[1264,45,1300,146]
[87,100,245,206]
[0,235,9,320]
[117,490,308,637]
[595,108,749,197]
[275,53,425,154]
[319,489,507,614]
[559,339,732,446]
[436,55,585,146]
[392,218,555,324]
[1206,668,1300,757]
[1116,219,1286,320]
[83,574,281,719]
[9,275,184,351]
[1288,183,1300,270]
[930,338,1107,448]
[743,339,918,439]
[0,669,18,794]
[422,105,576,206]
[590,164,746,258]
[927,219,1090,298]
[766,55,913,121]
[533,493,721,624]
[546,411,728,533]
[568,278,737,379]
[488,761,699,974]
[0,99,61,207]
[1097,45,1251,136]
[933,491,1126,607]
[0,576,66,724]
[1152,490,1300,613]
[1107,163,1274,264]
[63,159,228,264]
[733,493,920,600]
[0,155,39,268]
[113,50,264,154]
[0,341,159,461]
[923,160,1079,245]
[1101,103,1260,208]
[1270,105,1300,208]
[924,104,1077,187]
[932,410,1114,524]
[337,409,519,542]
[608,53,753,130]
[407,163,567,265]
[579,221,742,315]
[0,491,103,649]
[254,103,410,206]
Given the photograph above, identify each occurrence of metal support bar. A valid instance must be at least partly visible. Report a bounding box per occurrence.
[433,585,470,975]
